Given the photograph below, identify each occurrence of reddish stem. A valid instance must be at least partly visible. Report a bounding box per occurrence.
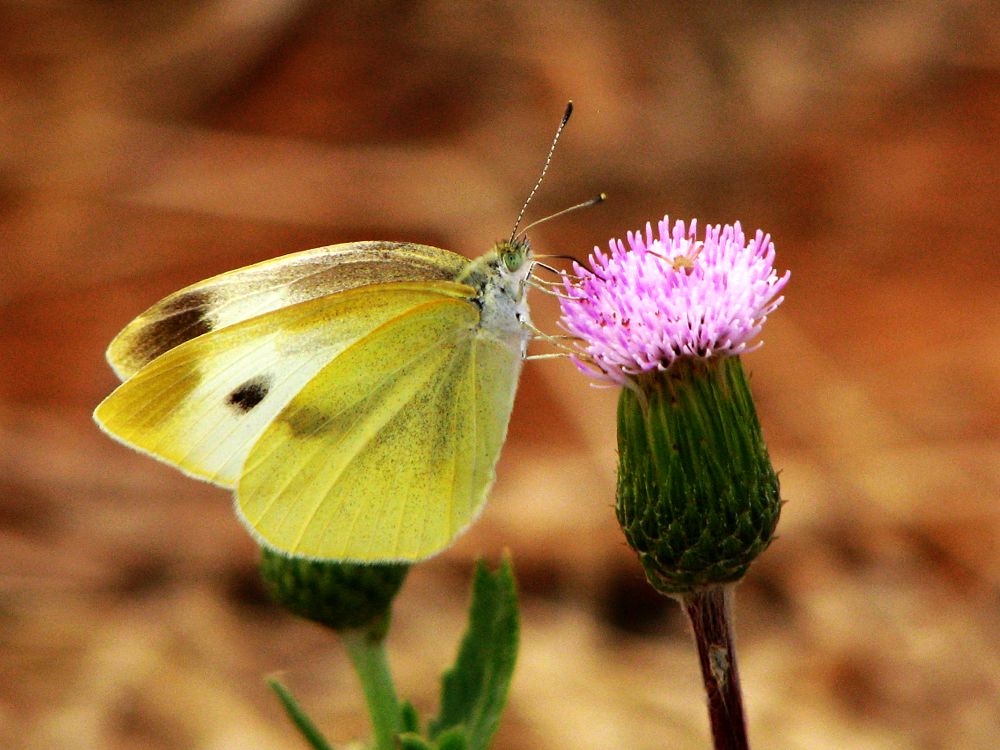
[680,585,749,750]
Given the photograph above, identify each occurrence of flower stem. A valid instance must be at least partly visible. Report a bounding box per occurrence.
[342,626,401,750]
[679,584,750,750]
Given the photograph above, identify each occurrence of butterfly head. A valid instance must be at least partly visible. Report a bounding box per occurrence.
[461,236,533,290]
[490,236,534,301]
[497,237,532,274]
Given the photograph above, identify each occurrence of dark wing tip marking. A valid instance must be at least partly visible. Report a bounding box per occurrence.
[138,290,216,364]
[227,375,272,413]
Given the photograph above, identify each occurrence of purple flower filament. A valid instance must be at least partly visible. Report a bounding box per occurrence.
[559,217,790,383]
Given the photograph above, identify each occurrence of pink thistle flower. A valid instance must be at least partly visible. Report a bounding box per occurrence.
[559,216,790,384]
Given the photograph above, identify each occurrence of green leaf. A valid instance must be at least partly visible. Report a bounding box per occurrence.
[399,727,468,750]
[435,726,470,750]
[428,556,519,750]
[398,733,435,750]
[400,700,422,734]
[267,677,334,750]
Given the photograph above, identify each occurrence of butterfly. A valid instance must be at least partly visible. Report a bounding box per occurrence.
[94,237,535,562]
[94,104,585,562]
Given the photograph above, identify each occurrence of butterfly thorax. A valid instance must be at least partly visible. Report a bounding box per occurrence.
[457,238,533,357]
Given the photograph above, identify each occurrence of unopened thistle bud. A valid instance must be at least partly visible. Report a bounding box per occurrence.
[260,548,409,637]
[559,217,789,594]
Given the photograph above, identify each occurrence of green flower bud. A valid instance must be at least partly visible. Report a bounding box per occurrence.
[616,357,781,594]
[260,548,409,636]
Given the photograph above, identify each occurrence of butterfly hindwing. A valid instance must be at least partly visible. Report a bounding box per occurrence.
[237,295,524,561]
[94,280,474,488]
[106,241,470,380]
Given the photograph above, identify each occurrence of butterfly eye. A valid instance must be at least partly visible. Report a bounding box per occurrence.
[500,240,530,272]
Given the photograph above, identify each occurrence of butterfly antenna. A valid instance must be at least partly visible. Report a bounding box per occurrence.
[517,193,606,239]
[509,101,574,243]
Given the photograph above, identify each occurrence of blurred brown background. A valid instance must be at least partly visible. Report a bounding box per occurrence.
[2,2,998,748]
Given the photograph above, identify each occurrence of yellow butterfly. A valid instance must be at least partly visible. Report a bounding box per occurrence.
[94,104,585,563]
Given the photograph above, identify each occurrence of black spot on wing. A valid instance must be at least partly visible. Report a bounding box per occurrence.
[139,290,215,364]
[227,375,272,413]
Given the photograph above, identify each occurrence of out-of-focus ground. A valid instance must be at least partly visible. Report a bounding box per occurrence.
[1,2,998,748]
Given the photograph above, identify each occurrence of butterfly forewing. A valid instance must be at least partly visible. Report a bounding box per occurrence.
[94,281,474,488]
[238,295,523,561]
[107,241,470,380]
